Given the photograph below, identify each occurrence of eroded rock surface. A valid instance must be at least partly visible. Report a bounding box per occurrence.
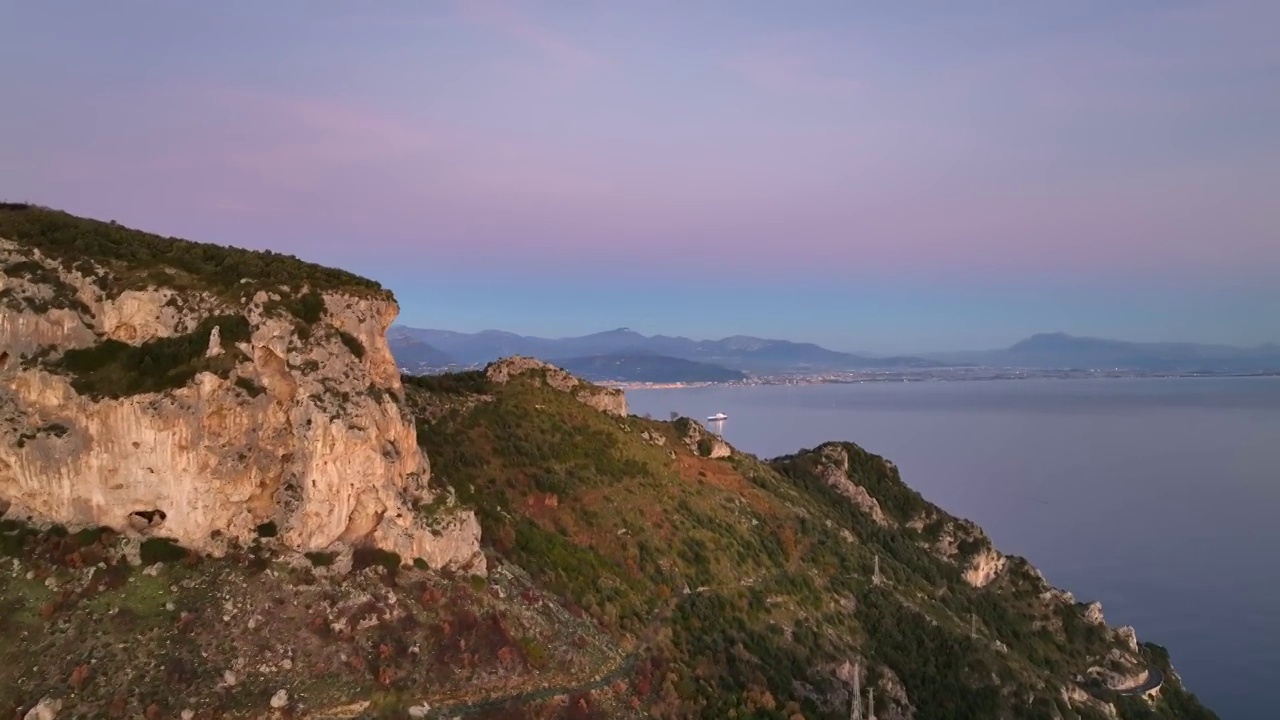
[0,237,483,573]
[815,444,889,526]
[675,417,733,459]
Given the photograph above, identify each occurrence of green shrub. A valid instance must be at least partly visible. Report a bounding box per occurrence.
[518,635,549,669]
[72,527,112,546]
[255,521,278,538]
[305,551,336,567]
[0,523,38,557]
[402,370,491,395]
[50,314,250,398]
[352,546,401,574]
[337,330,365,359]
[139,538,189,565]
[264,290,327,325]
[294,291,326,324]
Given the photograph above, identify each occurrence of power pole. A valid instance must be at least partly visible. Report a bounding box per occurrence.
[872,555,881,586]
[867,686,876,720]
[850,662,862,720]
[970,613,977,639]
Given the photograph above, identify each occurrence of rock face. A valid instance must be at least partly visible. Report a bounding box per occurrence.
[485,356,628,417]
[674,417,732,459]
[1085,601,1106,625]
[962,546,1008,588]
[22,697,61,720]
[0,233,483,573]
[815,444,889,526]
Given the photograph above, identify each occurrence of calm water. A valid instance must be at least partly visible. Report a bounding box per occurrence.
[628,377,1280,719]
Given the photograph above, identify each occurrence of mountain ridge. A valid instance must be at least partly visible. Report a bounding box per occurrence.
[391,325,951,372]
[930,332,1280,371]
[395,325,1280,373]
[548,353,748,383]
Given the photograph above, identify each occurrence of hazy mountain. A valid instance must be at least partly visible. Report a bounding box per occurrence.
[386,332,457,372]
[930,332,1280,371]
[549,353,748,383]
[391,326,950,372]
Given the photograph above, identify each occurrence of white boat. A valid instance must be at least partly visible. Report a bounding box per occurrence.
[707,412,728,422]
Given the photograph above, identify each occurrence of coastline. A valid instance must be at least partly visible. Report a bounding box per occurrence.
[610,368,1280,392]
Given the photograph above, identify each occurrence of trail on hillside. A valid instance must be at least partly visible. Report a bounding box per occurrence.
[414,574,774,718]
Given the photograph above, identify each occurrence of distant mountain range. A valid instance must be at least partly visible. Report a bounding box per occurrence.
[389,327,1280,378]
[926,333,1280,372]
[387,335,458,369]
[388,326,948,374]
[551,354,747,383]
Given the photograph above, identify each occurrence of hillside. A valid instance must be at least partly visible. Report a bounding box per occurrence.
[0,207,1216,719]
[404,359,1218,720]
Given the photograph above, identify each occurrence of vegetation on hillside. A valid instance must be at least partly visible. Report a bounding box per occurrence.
[0,343,1221,718]
[0,203,386,300]
[406,368,1219,720]
[0,518,632,719]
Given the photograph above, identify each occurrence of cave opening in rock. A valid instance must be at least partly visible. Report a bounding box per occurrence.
[128,509,167,532]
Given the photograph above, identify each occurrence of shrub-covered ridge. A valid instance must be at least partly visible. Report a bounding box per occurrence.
[0,203,387,300]
[403,364,1219,720]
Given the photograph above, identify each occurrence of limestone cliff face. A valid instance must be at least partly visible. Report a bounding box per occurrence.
[0,237,483,573]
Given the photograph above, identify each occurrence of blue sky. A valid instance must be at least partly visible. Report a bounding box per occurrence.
[1,1,1277,352]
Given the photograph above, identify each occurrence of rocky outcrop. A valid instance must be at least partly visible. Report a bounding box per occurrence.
[674,417,732,458]
[1115,625,1140,654]
[0,238,483,573]
[485,356,628,417]
[1061,685,1116,719]
[1084,601,1106,625]
[815,444,888,526]
[963,547,1008,588]
[909,509,1007,588]
[875,667,916,720]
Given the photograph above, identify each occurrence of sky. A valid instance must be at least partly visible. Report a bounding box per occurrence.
[1,1,1278,353]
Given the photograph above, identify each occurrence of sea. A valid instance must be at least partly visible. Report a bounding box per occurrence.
[627,377,1280,720]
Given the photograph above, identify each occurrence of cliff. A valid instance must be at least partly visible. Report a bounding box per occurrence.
[0,206,1215,720]
[0,204,482,572]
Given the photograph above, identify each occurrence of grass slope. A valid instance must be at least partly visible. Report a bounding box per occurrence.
[409,368,1219,720]
[0,521,633,719]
